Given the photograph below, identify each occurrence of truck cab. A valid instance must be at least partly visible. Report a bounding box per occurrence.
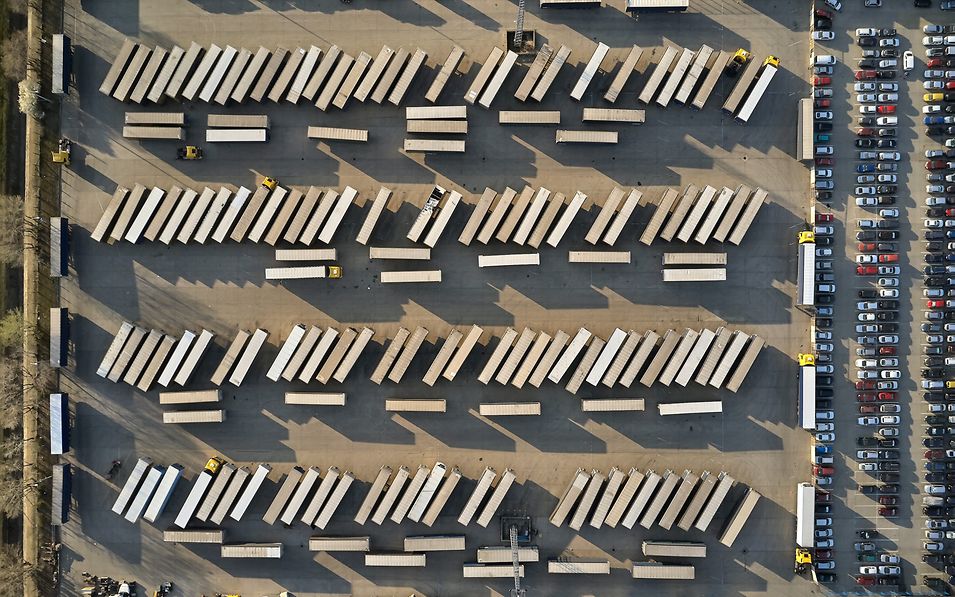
[726,49,753,76]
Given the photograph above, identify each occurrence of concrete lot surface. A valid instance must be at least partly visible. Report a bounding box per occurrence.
[55,0,810,595]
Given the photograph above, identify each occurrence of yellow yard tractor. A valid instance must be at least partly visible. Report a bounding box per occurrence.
[261,176,278,190]
[204,456,224,475]
[794,548,813,574]
[176,145,203,160]
[51,138,71,165]
[726,48,753,76]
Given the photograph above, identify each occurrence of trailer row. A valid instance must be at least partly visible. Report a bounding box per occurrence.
[471,325,763,395]
[95,319,762,399]
[639,184,768,246]
[119,458,518,533]
[457,186,639,249]
[91,182,359,248]
[93,180,760,254]
[95,322,217,393]
[99,36,767,122]
[549,468,754,544]
[100,40,434,109]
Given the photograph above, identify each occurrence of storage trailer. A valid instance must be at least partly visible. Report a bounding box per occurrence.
[735,57,779,123]
[50,308,68,368]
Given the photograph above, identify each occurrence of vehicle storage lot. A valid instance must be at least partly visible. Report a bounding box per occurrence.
[56,1,810,595]
[815,0,955,593]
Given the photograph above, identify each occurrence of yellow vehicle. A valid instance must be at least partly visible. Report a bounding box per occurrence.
[328,265,343,279]
[204,457,224,475]
[798,353,815,367]
[51,138,71,165]
[798,231,815,244]
[794,548,813,574]
[176,145,203,160]
[764,55,780,68]
[925,93,943,102]
[946,381,955,390]
[261,176,278,190]
[726,48,753,76]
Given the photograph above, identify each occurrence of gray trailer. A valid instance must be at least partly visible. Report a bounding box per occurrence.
[50,307,68,368]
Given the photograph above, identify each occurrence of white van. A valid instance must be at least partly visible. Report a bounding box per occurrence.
[903,50,914,72]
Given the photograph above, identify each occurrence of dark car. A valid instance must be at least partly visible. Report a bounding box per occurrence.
[878,472,899,482]
[876,70,896,79]
[879,484,899,493]
[927,438,949,448]
[815,122,833,132]
[876,312,897,321]
[858,37,877,47]
[859,437,879,447]
[857,138,878,148]
[878,461,900,471]
[859,289,879,298]
[878,231,899,240]
[860,484,879,494]
[859,58,879,68]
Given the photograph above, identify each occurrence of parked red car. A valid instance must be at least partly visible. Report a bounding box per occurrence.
[815,75,834,85]
[879,254,898,263]
[857,127,875,136]
[815,99,832,108]
[815,8,833,17]
[860,405,878,414]
[928,160,948,170]
[858,242,877,252]
[929,300,945,308]
[814,465,834,476]
[857,265,878,275]
[877,391,896,400]
[878,347,895,355]
[817,213,834,223]
[817,490,831,502]
[876,105,895,114]
[857,577,877,586]
[947,81,955,90]
[879,507,897,517]
[815,157,833,166]
[927,449,947,459]
[857,381,877,390]
[878,496,898,505]
[929,58,945,68]
[855,70,877,80]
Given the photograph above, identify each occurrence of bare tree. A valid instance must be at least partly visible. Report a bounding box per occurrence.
[0,360,21,422]
[0,29,26,81]
[0,546,24,596]
[0,197,22,267]
[7,0,26,15]
[0,310,22,356]
[0,431,21,518]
